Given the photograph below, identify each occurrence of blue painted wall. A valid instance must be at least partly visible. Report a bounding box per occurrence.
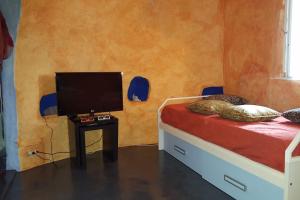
[0,0,21,171]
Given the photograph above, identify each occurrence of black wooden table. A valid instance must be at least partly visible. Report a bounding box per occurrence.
[68,116,118,168]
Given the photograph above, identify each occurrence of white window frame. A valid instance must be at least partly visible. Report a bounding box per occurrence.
[283,0,292,78]
[284,0,300,79]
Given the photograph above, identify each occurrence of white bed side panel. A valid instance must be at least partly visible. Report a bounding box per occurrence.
[285,132,300,200]
[160,122,285,188]
[164,131,284,200]
[286,159,300,200]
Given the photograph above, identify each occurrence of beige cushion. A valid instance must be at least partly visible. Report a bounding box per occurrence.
[220,105,280,122]
[187,100,233,115]
[203,94,248,105]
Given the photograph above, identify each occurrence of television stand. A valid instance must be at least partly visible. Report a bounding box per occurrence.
[67,115,118,168]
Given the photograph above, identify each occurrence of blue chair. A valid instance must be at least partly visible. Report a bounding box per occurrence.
[201,86,223,96]
[40,93,57,116]
[127,76,150,102]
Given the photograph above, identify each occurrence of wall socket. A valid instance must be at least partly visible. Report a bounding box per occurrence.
[27,150,38,156]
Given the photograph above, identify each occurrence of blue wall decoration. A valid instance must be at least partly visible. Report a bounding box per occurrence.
[201,86,224,96]
[127,76,150,102]
[40,93,57,116]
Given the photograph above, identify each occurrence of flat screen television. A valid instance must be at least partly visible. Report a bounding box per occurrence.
[56,72,123,116]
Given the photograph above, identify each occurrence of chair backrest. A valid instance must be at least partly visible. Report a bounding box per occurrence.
[40,93,57,116]
[201,86,224,96]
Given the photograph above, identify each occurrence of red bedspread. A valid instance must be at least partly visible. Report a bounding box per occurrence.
[161,103,300,172]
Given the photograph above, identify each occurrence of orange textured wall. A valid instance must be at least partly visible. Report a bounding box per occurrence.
[223,0,300,111]
[15,0,224,170]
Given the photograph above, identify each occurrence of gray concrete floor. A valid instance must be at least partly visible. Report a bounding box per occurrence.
[4,146,233,200]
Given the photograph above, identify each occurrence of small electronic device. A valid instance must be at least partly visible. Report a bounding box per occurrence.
[80,116,95,123]
[97,114,111,121]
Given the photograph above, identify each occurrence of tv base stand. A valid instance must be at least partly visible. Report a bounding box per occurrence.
[67,115,118,169]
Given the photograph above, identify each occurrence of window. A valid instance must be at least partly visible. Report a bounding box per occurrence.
[285,0,300,79]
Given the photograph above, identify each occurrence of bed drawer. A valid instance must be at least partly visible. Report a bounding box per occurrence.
[164,131,190,164]
[163,132,284,200]
[164,132,205,174]
[200,152,283,200]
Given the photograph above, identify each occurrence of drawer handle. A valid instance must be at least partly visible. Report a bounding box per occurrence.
[224,175,247,192]
[174,145,186,155]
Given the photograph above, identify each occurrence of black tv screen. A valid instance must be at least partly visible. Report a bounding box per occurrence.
[56,72,123,116]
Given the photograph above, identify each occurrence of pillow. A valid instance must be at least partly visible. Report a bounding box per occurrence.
[187,100,233,115]
[203,94,248,105]
[220,105,280,122]
[282,108,300,123]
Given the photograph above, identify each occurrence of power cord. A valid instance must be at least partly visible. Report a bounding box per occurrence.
[36,137,102,156]
[42,117,55,162]
[37,117,103,162]
[86,137,103,148]
[35,153,51,161]
[132,143,157,147]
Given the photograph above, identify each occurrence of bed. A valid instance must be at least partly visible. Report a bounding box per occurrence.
[157,96,300,200]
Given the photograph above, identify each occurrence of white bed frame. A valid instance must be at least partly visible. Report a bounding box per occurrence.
[158,96,300,200]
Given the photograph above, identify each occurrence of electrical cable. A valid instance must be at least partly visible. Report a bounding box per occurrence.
[42,117,55,162]
[36,151,71,155]
[132,143,157,147]
[35,153,51,161]
[85,137,104,155]
[38,117,103,159]
[85,137,102,148]
[36,136,103,156]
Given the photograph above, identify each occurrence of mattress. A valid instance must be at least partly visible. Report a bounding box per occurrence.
[161,103,300,172]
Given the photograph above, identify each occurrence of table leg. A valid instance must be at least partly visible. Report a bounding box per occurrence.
[78,128,87,168]
[103,123,118,162]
